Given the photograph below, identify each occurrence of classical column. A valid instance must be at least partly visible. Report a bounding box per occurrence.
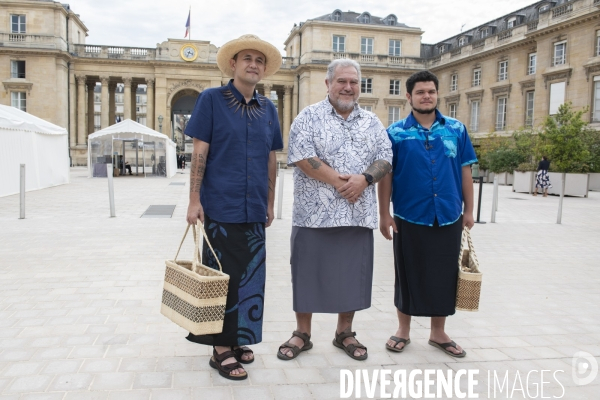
[76,75,86,145]
[277,89,283,134]
[109,82,116,125]
[131,82,138,122]
[86,81,95,135]
[100,76,109,129]
[146,78,155,129]
[283,85,293,149]
[263,83,272,98]
[123,76,132,120]
[292,81,299,120]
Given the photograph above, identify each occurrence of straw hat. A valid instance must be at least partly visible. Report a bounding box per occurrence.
[217,34,282,78]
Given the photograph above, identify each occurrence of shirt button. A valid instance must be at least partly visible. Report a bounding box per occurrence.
[434,194,437,197]
[433,177,437,181]
[246,194,250,198]
[248,157,251,161]
[248,175,251,179]
[432,160,436,163]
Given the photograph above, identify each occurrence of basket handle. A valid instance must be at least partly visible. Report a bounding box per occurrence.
[459,227,480,271]
[172,222,223,273]
[192,222,223,273]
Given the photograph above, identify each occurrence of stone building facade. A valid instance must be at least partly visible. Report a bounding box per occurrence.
[1,0,599,165]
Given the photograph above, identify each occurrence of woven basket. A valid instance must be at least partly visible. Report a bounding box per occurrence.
[160,223,229,335]
[455,227,482,312]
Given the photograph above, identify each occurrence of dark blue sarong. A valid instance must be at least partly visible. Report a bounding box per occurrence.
[186,215,266,346]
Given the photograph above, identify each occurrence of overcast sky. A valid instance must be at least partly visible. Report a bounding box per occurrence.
[71,0,538,53]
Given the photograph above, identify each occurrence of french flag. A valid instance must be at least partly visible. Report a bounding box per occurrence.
[184,11,190,38]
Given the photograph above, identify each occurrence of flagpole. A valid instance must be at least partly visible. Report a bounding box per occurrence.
[189,6,191,40]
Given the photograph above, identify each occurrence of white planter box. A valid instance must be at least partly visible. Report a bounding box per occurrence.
[589,173,600,191]
[546,172,590,197]
[495,172,514,186]
[487,172,495,183]
[512,171,535,193]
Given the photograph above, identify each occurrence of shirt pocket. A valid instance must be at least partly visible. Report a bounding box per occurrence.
[441,134,458,159]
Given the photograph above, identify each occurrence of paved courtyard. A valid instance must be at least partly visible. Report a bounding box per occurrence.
[0,167,599,400]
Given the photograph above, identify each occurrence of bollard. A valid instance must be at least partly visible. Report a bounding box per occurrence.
[107,163,116,218]
[276,166,285,219]
[557,172,566,224]
[474,176,486,224]
[19,164,25,219]
[491,176,498,223]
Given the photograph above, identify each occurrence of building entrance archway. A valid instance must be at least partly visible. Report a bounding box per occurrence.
[170,89,200,157]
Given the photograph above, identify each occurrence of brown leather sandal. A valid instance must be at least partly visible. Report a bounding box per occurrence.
[209,348,248,380]
[386,336,411,353]
[277,331,313,360]
[333,330,368,360]
[233,345,254,364]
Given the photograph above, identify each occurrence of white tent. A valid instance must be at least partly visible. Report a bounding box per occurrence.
[0,104,69,197]
[87,119,177,178]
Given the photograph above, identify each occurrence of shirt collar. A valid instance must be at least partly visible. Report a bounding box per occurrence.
[405,109,445,129]
[325,96,361,121]
[227,79,261,107]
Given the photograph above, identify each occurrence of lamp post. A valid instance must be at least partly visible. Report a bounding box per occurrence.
[158,114,164,134]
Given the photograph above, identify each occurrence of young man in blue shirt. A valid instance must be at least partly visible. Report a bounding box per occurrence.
[378,70,477,358]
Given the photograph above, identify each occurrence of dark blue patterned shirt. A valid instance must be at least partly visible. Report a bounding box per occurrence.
[185,80,283,224]
[387,110,477,226]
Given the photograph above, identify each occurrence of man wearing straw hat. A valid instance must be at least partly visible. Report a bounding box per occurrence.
[378,70,477,358]
[184,34,283,380]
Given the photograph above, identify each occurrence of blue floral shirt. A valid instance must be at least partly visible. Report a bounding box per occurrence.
[288,98,393,229]
[387,110,477,227]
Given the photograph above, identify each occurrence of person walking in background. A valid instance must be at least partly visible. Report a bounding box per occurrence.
[533,156,552,197]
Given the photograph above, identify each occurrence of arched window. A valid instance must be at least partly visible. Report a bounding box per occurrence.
[332,10,342,21]
[359,13,370,24]
[385,15,397,26]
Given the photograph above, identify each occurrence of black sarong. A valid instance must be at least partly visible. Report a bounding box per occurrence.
[186,215,266,346]
[393,216,462,317]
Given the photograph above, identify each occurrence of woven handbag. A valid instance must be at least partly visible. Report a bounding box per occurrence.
[160,223,229,335]
[455,227,482,312]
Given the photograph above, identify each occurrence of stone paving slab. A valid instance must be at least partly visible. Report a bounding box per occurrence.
[0,167,599,399]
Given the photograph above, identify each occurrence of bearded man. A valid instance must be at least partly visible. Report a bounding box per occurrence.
[278,59,393,361]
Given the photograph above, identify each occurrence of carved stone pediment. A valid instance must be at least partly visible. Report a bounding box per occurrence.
[490,83,512,98]
[167,79,205,96]
[359,97,378,107]
[383,98,407,109]
[518,79,536,94]
[444,94,461,105]
[465,89,484,101]
[2,79,33,95]
[542,67,572,88]
[583,59,600,81]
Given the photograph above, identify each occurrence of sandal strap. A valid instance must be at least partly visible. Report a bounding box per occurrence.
[292,330,311,343]
[390,336,409,345]
[335,330,356,343]
[438,341,458,350]
[233,346,253,356]
[213,349,237,363]
[220,360,243,374]
[279,341,300,355]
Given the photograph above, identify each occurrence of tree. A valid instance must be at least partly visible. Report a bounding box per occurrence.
[537,102,597,173]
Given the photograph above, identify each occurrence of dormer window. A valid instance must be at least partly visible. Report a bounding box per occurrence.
[480,28,490,39]
[539,4,550,12]
[332,10,342,21]
[507,17,517,28]
[385,14,397,26]
[458,37,467,47]
[439,45,447,54]
[359,13,370,24]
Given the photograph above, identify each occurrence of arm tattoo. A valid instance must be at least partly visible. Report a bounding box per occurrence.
[268,178,275,192]
[307,157,322,170]
[190,153,206,194]
[365,160,392,183]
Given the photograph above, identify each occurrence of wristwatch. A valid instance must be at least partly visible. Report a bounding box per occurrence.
[362,172,374,186]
